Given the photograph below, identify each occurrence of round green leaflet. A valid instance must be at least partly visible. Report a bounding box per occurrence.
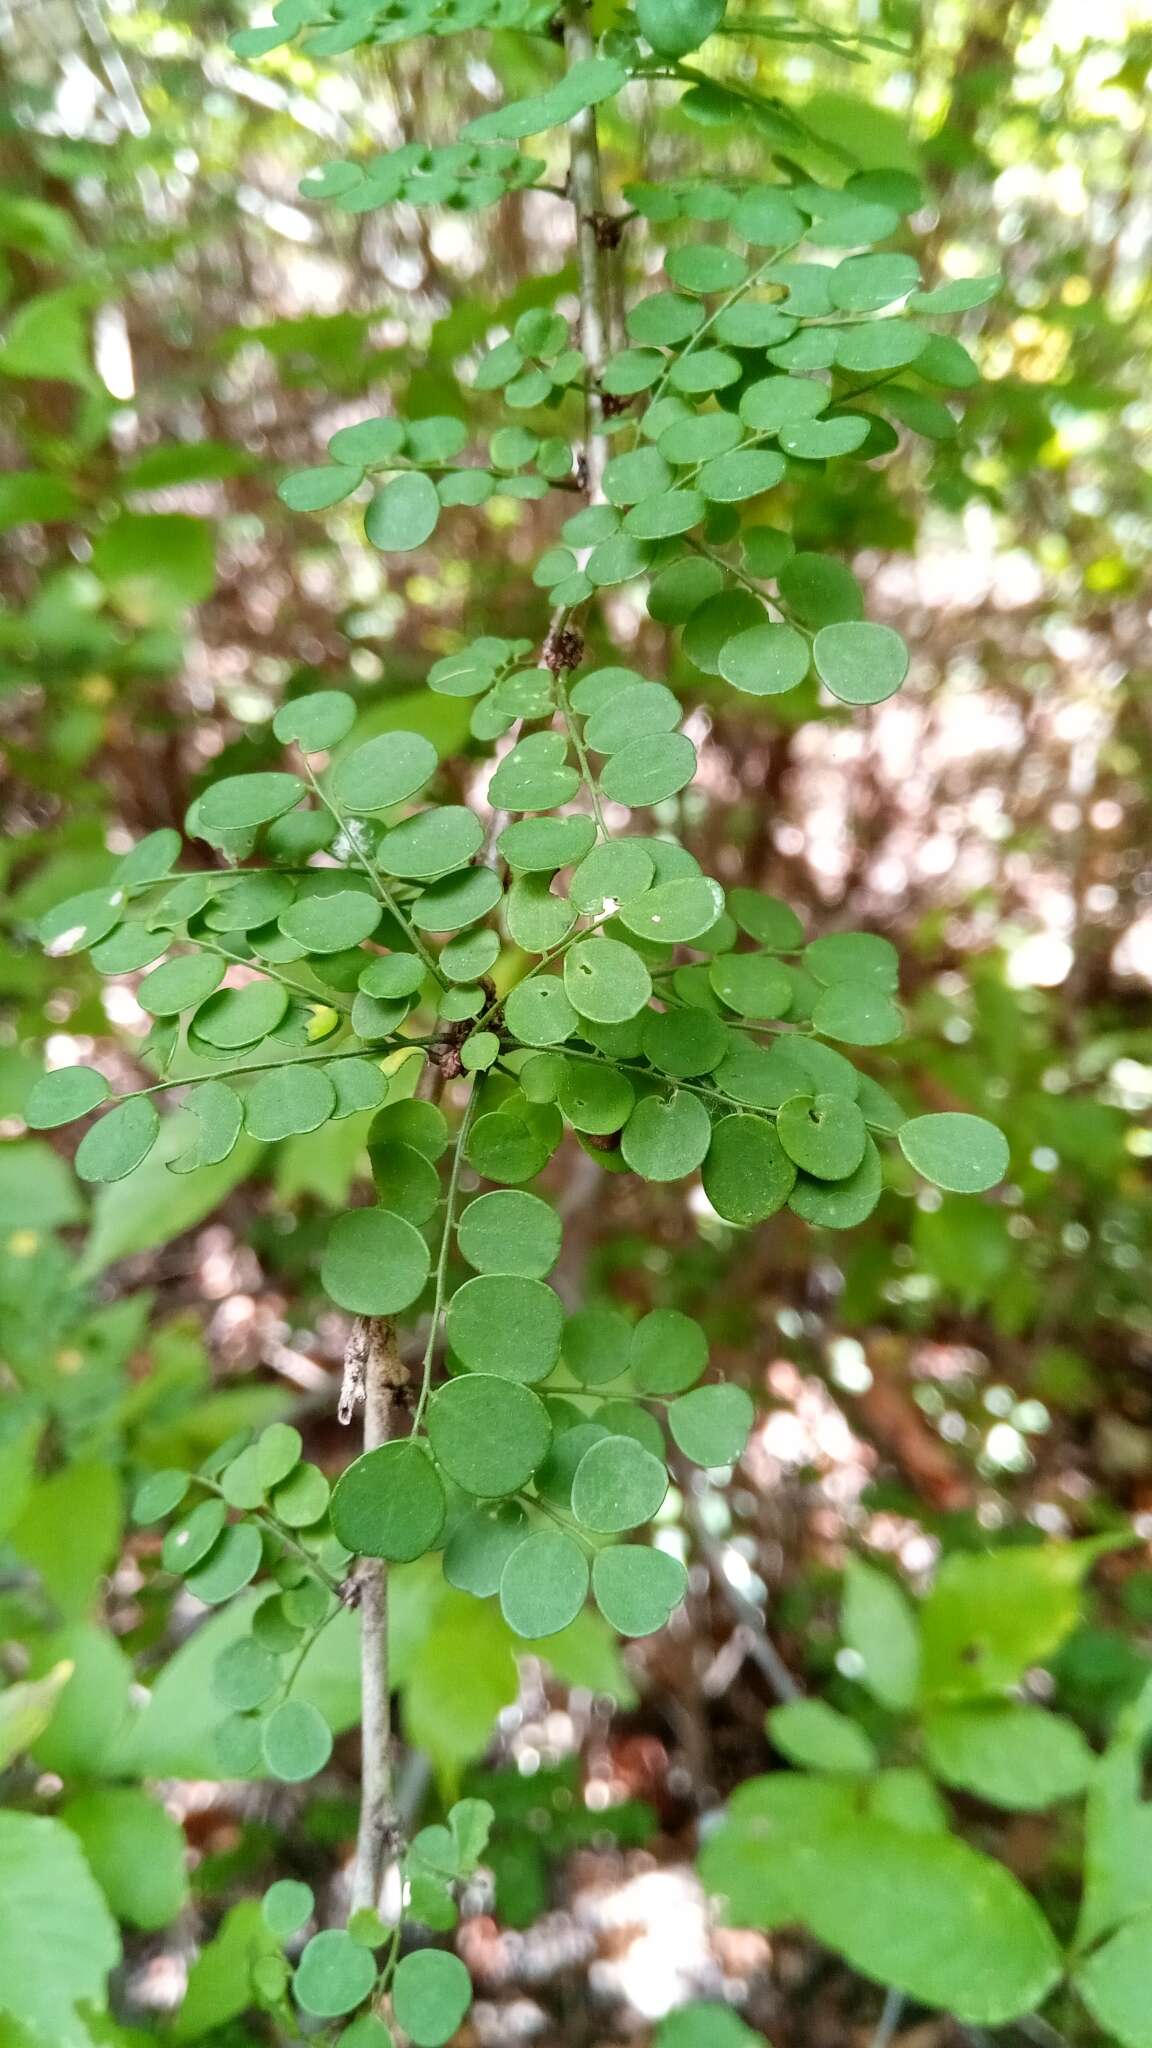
[584,684,682,756]
[244,1066,336,1142]
[413,864,502,932]
[24,1065,110,1129]
[667,243,747,293]
[717,623,810,698]
[90,925,169,973]
[196,772,305,833]
[220,1445,265,1509]
[114,826,181,887]
[338,2018,394,2048]
[445,1274,563,1383]
[658,412,742,465]
[627,290,705,346]
[592,1546,688,1638]
[898,1112,1009,1194]
[504,977,578,1048]
[443,1501,529,1597]
[293,1928,377,2018]
[162,1497,226,1573]
[831,251,920,312]
[703,1114,796,1224]
[204,870,294,930]
[192,982,289,1050]
[364,470,440,552]
[331,731,438,814]
[499,815,596,872]
[603,445,673,507]
[647,555,724,624]
[257,1422,303,1489]
[132,1468,189,1524]
[618,877,723,945]
[272,1462,330,1528]
[138,953,225,1017]
[813,621,909,706]
[571,1434,668,1534]
[779,415,870,460]
[636,0,726,58]
[75,1096,160,1183]
[359,954,425,999]
[729,889,803,949]
[500,1528,589,1638]
[740,376,828,434]
[213,1637,280,1711]
[621,1090,712,1183]
[331,1441,446,1561]
[563,1304,632,1387]
[378,806,484,880]
[322,1209,432,1315]
[273,690,357,752]
[778,553,863,628]
[557,1058,635,1135]
[538,1425,612,1509]
[564,937,652,1024]
[428,1375,552,1496]
[185,1523,263,1605]
[216,1715,263,1777]
[456,1190,562,1278]
[263,1878,314,1941]
[658,2004,762,2048]
[777,1092,868,1180]
[670,1383,755,1466]
[39,886,123,956]
[600,732,698,807]
[812,981,903,1046]
[836,323,928,375]
[806,930,899,990]
[710,953,793,1019]
[278,464,361,512]
[682,591,765,674]
[329,1059,390,1120]
[569,841,655,915]
[789,1135,884,1228]
[698,450,786,504]
[391,1950,473,2048]
[441,927,500,983]
[668,350,740,396]
[466,1108,554,1185]
[631,1307,708,1395]
[642,1004,727,1078]
[279,890,382,953]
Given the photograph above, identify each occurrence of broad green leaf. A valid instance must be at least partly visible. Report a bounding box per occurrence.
[768,1698,877,1774]
[1076,1911,1152,2048]
[924,1703,1093,1810]
[0,1812,120,2047]
[61,1787,188,1931]
[841,1558,920,1710]
[921,1541,1114,1700]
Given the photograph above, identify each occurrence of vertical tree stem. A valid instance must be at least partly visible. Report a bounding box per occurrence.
[347,1315,408,1913]
[564,0,615,502]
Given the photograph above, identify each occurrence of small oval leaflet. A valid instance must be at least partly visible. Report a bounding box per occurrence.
[621,1090,712,1183]
[244,1066,336,1143]
[25,1065,110,1129]
[571,1434,669,1533]
[500,1528,589,1638]
[777,1092,868,1181]
[293,1927,377,2017]
[391,1949,473,2048]
[703,1114,796,1224]
[813,620,909,706]
[898,1112,1009,1194]
[75,1096,160,1184]
[364,470,440,553]
[564,938,652,1024]
[262,1877,314,1940]
[632,1307,709,1395]
[457,1190,562,1278]
[331,1441,446,1560]
[273,690,356,752]
[322,1208,432,1315]
[331,730,438,814]
[669,1383,755,1467]
[593,1545,688,1637]
[428,1375,552,1497]
[185,1522,263,1606]
[196,771,305,833]
[445,1274,563,1383]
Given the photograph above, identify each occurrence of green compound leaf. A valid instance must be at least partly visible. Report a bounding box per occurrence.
[813,620,909,705]
[592,1545,688,1637]
[1075,1912,1152,2048]
[192,983,288,1050]
[632,1308,708,1395]
[571,1435,669,1534]
[163,1497,226,1573]
[669,1383,755,1466]
[294,1928,377,2017]
[75,1096,160,1183]
[25,1064,111,1129]
[703,1114,796,1224]
[197,771,305,832]
[364,470,441,552]
[500,1528,589,1638]
[457,1190,562,1278]
[428,1375,551,1496]
[322,1208,431,1315]
[599,731,698,806]
[273,690,357,752]
[244,1066,336,1141]
[445,1274,563,1383]
[777,1093,868,1180]
[898,1113,1009,1194]
[331,731,438,814]
[133,1468,190,1524]
[564,938,652,1024]
[391,1949,473,2048]
[331,1442,446,1561]
[621,1090,712,1182]
[642,1005,728,1078]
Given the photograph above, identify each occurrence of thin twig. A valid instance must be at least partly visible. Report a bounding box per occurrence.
[872,1986,904,2048]
[344,1316,409,1912]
